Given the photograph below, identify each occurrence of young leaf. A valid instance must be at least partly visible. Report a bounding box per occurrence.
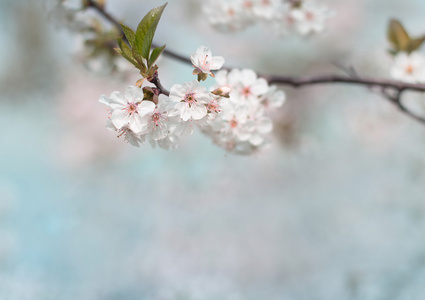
[408,35,425,53]
[149,44,166,67]
[117,38,134,61]
[115,48,139,67]
[135,3,167,59]
[388,19,410,52]
[132,47,147,72]
[120,23,136,48]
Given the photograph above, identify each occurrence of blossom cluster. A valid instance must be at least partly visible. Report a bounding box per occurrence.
[202,0,333,37]
[99,46,285,154]
[390,51,425,84]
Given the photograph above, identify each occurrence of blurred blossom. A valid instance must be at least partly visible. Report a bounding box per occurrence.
[390,52,425,84]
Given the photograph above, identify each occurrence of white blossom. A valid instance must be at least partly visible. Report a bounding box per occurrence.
[201,69,284,154]
[202,0,253,32]
[99,86,155,134]
[227,69,269,104]
[290,0,333,36]
[202,0,334,37]
[191,46,225,77]
[169,81,212,122]
[390,52,425,83]
[261,85,286,108]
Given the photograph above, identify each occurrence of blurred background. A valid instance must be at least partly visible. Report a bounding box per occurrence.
[1,0,425,299]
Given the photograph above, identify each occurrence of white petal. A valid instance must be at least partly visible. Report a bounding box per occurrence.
[129,113,148,134]
[210,56,225,70]
[257,117,273,134]
[125,131,142,147]
[241,69,257,86]
[111,109,130,129]
[151,122,168,140]
[169,84,184,102]
[228,69,242,86]
[249,134,264,146]
[174,122,194,136]
[105,118,117,132]
[137,101,156,116]
[101,91,126,110]
[125,85,143,101]
[181,105,192,121]
[251,78,269,96]
[191,104,207,120]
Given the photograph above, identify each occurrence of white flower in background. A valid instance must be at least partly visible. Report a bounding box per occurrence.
[99,86,155,134]
[202,0,253,32]
[201,0,334,37]
[191,46,225,77]
[290,0,333,35]
[201,68,284,154]
[214,101,253,142]
[252,0,285,21]
[169,81,212,121]
[261,85,286,108]
[227,69,269,103]
[246,106,273,146]
[390,52,425,83]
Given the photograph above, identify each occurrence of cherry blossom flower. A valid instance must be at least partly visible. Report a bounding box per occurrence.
[191,46,225,78]
[201,68,285,154]
[227,69,269,104]
[260,85,286,108]
[143,103,170,141]
[169,81,212,121]
[203,0,253,32]
[202,0,334,37]
[99,86,155,134]
[105,118,145,147]
[290,0,333,35]
[390,52,425,83]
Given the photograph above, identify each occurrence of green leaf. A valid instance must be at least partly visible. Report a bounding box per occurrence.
[388,19,410,51]
[115,49,139,67]
[120,23,136,48]
[135,3,167,59]
[132,47,147,71]
[149,44,166,67]
[407,35,425,53]
[117,37,135,61]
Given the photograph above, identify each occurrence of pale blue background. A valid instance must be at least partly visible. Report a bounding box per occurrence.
[1,0,425,299]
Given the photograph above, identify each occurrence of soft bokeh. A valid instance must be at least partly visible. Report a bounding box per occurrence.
[1,0,425,299]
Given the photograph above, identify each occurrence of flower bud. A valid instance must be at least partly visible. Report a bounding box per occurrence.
[212,86,231,98]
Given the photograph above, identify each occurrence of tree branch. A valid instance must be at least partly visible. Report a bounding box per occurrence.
[85,0,425,126]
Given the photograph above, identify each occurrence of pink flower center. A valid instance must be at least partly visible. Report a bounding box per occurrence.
[306,11,315,20]
[230,118,238,128]
[126,102,138,115]
[152,112,162,126]
[228,8,235,16]
[242,87,251,97]
[200,55,211,70]
[244,0,253,8]
[207,101,220,114]
[405,65,414,74]
[184,92,197,106]
[262,0,270,5]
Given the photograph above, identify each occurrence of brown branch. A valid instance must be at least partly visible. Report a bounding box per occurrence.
[85,0,425,126]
